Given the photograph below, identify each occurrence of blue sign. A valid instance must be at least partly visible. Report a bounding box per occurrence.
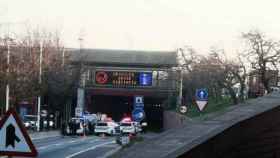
[139,72,152,86]
[134,103,144,109]
[134,96,144,109]
[196,89,208,101]
[132,108,145,122]
[134,96,144,104]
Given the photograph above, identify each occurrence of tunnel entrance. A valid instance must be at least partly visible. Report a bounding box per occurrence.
[88,95,164,131]
[90,95,133,121]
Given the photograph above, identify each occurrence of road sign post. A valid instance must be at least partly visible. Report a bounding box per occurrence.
[0,108,38,157]
[132,108,146,122]
[134,96,144,104]
[179,106,188,114]
[195,89,208,113]
[133,96,146,122]
[75,107,83,117]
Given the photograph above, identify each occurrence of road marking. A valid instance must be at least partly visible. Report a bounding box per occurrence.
[37,136,102,150]
[38,138,93,150]
[96,146,122,158]
[55,143,64,146]
[32,135,61,141]
[65,141,115,158]
[103,144,118,147]
[90,139,102,143]
[38,144,56,150]
[38,142,65,150]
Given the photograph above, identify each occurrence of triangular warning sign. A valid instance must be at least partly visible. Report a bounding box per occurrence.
[196,101,208,111]
[0,108,38,157]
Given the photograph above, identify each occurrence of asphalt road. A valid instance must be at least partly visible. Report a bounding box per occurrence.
[17,135,120,158]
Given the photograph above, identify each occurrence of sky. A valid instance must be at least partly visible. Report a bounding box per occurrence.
[0,0,280,54]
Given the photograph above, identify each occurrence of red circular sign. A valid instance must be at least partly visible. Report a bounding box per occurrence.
[96,71,108,84]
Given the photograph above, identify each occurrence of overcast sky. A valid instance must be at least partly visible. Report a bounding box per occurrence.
[1,0,280,54]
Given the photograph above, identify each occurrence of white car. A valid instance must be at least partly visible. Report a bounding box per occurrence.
[94,122,119,135]
[132,122,142,133]
[120,122,137,134]
[23,115,38,129]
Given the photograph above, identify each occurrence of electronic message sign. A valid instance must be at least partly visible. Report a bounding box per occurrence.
[95,71,152,87]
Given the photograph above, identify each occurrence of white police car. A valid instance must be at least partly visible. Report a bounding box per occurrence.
[94,121,119,135]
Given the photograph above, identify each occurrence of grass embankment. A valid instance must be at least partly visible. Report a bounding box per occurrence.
[185,97,232,118]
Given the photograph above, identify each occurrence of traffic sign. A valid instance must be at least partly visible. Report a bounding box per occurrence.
[195,89,208,101]
[195,89,208,111]
[41,110,47,117]
[75,107,83,117]
[134,103,144,109]
[132,108,145,122]
[134,96,144,104]
[139,72,153,86]
[196,101,208,111]
[0,109,38,157]
[179,106,188,114]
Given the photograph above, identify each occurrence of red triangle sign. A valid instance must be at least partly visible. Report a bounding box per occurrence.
[0,108,38,157]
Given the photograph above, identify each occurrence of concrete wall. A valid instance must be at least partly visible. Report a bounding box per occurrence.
[163,111,187,130]
[108,93,280,158]
[179,94,280,158]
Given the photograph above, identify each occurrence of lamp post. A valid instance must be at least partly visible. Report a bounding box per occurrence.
[37,41,43,132]
[5,37,13,112]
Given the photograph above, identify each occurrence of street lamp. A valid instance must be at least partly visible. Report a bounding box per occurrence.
[5,37,13,112]
[37,41,43,132]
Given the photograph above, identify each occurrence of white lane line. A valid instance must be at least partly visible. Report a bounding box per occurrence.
[65,141,115,158]
[32,135,61,141]
[90,139,103,143]
[103,144,118,147]
[38,138,98,150]
[97,146,122,158]
[55,143,64,146]
[38,142,65,149]
[38,144,57,150]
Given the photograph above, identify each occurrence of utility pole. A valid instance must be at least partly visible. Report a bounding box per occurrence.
[62,47,65,66]
[5,38,11,112]
[176,48,184,108]
[37,41,43,132]
[178,68,183,107]
[77,37,85,110]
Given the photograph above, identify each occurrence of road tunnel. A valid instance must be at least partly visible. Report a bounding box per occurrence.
[87,94,164,131]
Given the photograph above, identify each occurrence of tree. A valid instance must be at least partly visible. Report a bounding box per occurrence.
[0,38,8,112]
[242,30,280,93]
[208,48,248,104]
[180,46,247,105]
[231,54,247,102]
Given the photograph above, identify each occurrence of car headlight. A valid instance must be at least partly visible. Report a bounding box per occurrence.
[24,122,30,127]
[141,122,148,126]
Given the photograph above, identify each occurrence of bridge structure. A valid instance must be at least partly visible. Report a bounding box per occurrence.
[112,92,280,158]
[68,48,180,130]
